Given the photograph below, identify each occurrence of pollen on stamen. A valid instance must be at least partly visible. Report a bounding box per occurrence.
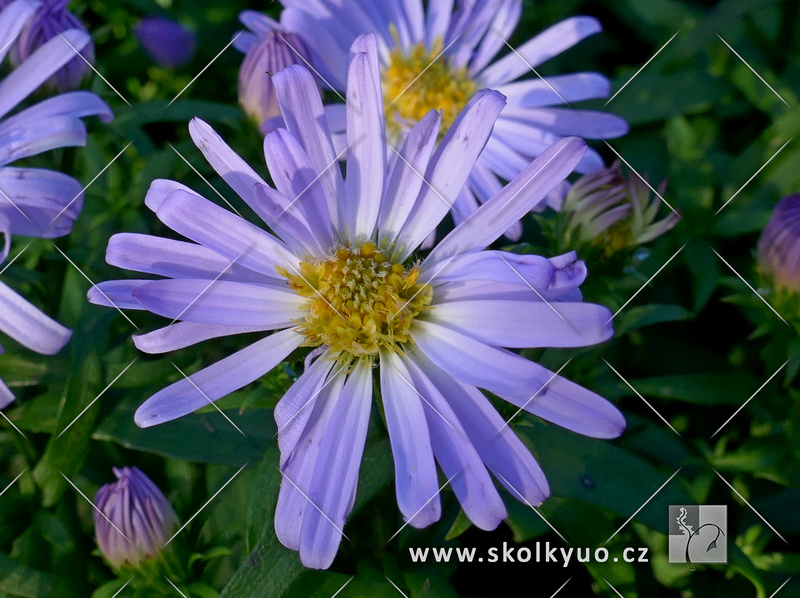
[382,33,476,141]
[277,242,433,362]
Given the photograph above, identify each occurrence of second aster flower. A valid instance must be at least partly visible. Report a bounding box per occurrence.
[90,34,625,569]
[235,0,629,238]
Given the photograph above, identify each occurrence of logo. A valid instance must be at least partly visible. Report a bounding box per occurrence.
[668,505,727,569]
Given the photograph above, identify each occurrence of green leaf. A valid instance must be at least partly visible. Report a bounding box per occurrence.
[245,445,280,552]
[0,553,78,598]
[187,547,234,568]
[219,443,305,598]
[515,421,693,534]
[418,580,431,598]
[607,0,698,37]
[753,486,800,534]
[93,398,274,466]
[223,439,393,598]
[607,70,731,126]
[619,372,759,405]
[614,304,693,335]
[32,333,103,507]
[618,414,693,467]
[113,100,243,131]
[0,355,50,388]
[91,579,127,598]
[684,242,720,312]
[5,392,62,435]
[188,581,220,598]
[727,542,767,598]
[444,509,472,541]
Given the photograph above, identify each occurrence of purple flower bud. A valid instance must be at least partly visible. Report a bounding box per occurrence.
[5,0,93,92]
[757,194,800,292]
[135,17,197,68]
[558,161,679,257]
[238,30,316,132]
[94,467,179,571]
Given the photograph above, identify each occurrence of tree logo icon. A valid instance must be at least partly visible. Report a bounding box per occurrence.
[668,505,727,569]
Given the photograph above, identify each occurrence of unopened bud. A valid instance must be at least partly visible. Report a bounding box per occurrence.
[757,194,800,292]
[238,30,316,132]
[94,467,179,571]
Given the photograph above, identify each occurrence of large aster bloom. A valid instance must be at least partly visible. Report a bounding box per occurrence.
[0,0,94,91]
[90,34,624,569]
[0,0,113,408]
[235,0,628,237]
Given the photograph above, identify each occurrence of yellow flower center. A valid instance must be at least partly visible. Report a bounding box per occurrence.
[600,223,633,258]
[277,242,432,360]
[382,36,476,141]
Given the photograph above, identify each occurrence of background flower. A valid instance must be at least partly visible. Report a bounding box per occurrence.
[94,466,180,571]
[545,161,680,258]
[237,29,316,132]
[757,193,800,293]
[135,16,197,68]
[0,0,111,408]
[0,0,94,91]
[235,0,628,238]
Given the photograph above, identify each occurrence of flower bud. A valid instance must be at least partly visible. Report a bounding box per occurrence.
[238,30,316,133]
[94,467,179,572]
[135,17,197,68]
[555,162,679,258]
[7,0,93,91]
[757,194,800,292]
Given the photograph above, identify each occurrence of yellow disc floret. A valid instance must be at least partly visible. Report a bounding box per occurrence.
[277,242,433,361]
[382,34,476,140]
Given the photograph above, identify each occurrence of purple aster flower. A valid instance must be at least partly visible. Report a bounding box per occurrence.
[0,0,113,408]
[235,1,628,239]
[94,467,180,571]
[135,17,197,68]
[0,0,93,92]
[758,194,800,292]
[90,34,624,569]
[238,29,316,133]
